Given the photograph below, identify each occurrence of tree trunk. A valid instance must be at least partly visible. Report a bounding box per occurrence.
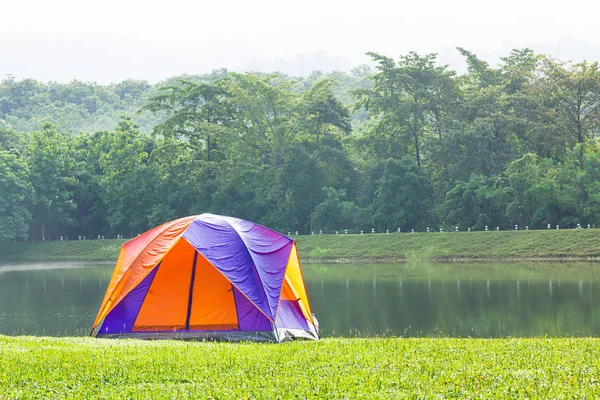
[414,132,421,168]
[206,135,211,162]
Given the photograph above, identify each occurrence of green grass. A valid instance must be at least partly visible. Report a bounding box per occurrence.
[1,229,600,264]
[298,229,600,262]
[1,336,599,398]
[0,239,122,263]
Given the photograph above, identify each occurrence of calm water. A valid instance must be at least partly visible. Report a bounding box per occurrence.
[1,262,599,337]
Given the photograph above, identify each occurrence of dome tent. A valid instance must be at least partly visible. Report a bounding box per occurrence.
[91,214,318,342]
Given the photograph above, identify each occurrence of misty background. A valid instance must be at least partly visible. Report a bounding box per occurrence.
[3,0,600,83]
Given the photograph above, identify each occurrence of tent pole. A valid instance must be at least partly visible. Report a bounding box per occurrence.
[185,251,199,331]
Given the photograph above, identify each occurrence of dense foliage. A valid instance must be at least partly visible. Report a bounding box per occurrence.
[1,48,600,241]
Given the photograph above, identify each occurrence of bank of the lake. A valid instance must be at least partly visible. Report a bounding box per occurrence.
[1,336,598,398]
[1,229,600,264]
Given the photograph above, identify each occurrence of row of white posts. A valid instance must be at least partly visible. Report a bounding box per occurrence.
[40,234,127,241]
[290,224,593,236]
[40,223,595,240]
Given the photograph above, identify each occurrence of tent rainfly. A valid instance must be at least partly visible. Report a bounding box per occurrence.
[91,214,318,342]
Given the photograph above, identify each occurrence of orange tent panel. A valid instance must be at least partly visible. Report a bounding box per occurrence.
[93,216,197,329]
[133,238,196,331]
[283,242,313,322]
[189,253,239,330]
[280,279,296,301]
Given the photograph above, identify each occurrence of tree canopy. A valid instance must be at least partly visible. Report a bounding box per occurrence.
[1,48,600,241]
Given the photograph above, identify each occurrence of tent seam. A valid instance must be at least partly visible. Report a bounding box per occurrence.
[292,241,314,324]
[130,261,161,332]
[218,218,273,319]
[221,217,292,320]
[272,246,295,323]
[188,248,276,323]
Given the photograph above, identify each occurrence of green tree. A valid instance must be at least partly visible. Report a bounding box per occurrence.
[69,131,111,237]
[439,174,509,230]
[143,79,234,164]
[225,73,301,230]
[0,149,33,241]
[97,118,157,235]
[583,144,600,225]
[505,152,584,228]
[372,157,433,231]
[356,52,458,167]
[533,58,600,155]
[310,187,371,233]
[27,123,78,239]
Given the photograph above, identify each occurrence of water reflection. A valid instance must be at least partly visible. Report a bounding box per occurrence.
[0,264,112,336]
[304,263,600,338]
[1,262,600,338]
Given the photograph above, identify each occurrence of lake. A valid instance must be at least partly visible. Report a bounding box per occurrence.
[0,262,599,337]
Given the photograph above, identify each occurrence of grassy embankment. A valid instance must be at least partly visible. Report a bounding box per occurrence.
[1,336,598,398]
[1,229,599,264]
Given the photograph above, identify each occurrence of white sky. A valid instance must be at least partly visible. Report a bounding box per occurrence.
[2,0,600,83]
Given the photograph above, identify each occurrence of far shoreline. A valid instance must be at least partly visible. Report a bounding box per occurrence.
[1,229,599,265]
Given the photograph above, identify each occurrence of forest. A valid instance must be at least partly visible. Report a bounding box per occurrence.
[1,48,600,241]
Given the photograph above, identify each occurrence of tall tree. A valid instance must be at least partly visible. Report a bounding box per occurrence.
[97,118,157,235]
[533,58,600,156]
[356,52,457,167]
[372,157,434,231]
[142,79,235,164]
[27,123,78,239]
[0,149,33,241]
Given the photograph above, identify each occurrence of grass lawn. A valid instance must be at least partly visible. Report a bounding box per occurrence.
[1,336,599,398]
[297,229,600,262]
[1,229,600,264]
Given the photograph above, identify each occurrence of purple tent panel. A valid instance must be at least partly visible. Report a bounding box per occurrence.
[99,266,159,334]
[275,300,309,330]
[233,287,272,331]
[183,214,293,321]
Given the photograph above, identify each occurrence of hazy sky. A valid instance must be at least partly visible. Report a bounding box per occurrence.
[2,0,600,83]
